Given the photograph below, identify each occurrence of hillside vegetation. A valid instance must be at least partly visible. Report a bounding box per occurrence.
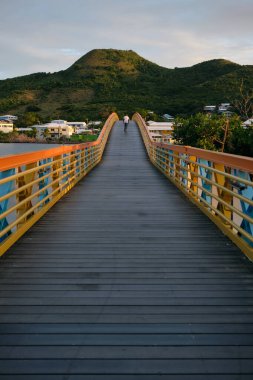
[0,49,253,120]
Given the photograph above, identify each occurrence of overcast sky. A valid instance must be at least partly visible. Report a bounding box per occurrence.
[0,0,252,79]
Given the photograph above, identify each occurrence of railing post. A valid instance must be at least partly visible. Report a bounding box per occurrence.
[213,163,233,226]
[174,152,180,181]
[16,162,37,227]
[188,156,198,197]
[80,149,85,176]
[69,150,76,181]
[52,155,61,195]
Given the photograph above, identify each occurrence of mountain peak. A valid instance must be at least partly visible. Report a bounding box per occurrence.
[68,48,144,72]
[191,58,240,70]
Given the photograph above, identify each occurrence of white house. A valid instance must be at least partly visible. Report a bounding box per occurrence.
[32,123,74,139]
[242,118,253,128]
[32,119,98,139]
[147,121,174,143]
[87,121,102,127]
[47,124,74,138]
[16,128,33,132]
[67,122,87,128]
[218,103,231,113]
[0,120,14,133]
[67,122,88,134]
[204,105,216,112]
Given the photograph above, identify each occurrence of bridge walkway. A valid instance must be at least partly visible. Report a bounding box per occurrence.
[0,121,253,378]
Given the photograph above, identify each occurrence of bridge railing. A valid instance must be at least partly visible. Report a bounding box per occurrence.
[133,112,253,260]
[0,112,118,256]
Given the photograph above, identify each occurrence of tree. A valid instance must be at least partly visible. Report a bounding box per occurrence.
[218,116,242,153]
[135,109,150,121]
[42,128,50,139]
[173,113,242,153]
[98,106,117,119]
[232,79,253,119]
[22,127,37,138]
[17,112,40,128]
[26,105,41,112]
[173,113,221,150]
[229,125,253,157]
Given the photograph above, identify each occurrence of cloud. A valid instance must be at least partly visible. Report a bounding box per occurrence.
[0,0,252,79]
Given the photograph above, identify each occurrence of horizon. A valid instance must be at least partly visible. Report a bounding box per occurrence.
[0,0,252,80]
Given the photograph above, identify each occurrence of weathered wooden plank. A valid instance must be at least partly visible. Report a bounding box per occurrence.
[0,323,253,334]
[1,284,253,291]
[0,359,253,374]
[0,313,253,323]
[1,290,253,298]
[0,375,252,380]
[1,297,253,306]
[1,333,253,346]
[0,345,253,359]
[1,305,253,314]
[0,277,252,285]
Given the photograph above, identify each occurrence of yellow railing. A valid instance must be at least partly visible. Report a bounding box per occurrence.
[133,112,253,260]
[0,112,118,256]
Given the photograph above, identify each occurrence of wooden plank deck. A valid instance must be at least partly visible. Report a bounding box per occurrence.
[0,121,253,379]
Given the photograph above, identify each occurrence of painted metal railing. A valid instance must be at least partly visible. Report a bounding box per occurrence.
[133,112,253,260]
[0,112,118,256]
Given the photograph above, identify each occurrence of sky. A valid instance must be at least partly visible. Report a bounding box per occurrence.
[0,0,253,79]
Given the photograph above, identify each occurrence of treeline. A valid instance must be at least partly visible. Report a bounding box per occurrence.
[173,114,253,157]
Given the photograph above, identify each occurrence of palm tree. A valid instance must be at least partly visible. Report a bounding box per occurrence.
[43,128,50,140]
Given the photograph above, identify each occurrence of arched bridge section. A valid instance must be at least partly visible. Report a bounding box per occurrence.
[0,119,253,378]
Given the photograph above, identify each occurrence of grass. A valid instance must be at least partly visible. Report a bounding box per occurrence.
[69,134,98,143]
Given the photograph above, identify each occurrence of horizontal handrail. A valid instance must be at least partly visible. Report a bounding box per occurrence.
[133,112,253,260]
[154,143,253,173]
[0,112,119,256]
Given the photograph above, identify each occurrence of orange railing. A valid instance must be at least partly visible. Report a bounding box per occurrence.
[133,112,253,260]
[0,112,118,256]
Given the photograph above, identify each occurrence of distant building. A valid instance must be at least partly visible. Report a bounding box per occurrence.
[0,115,18,122]
[48,124,74,138]
[218,103,231,113]
[50,119,68,124]
[67,122,87,128]
[87,121,102,127]
[221,111,234,118]
[32,119,99,139]
[30,125,45,137]
[204,105,216,112]
[162,114,174,121]
[147,121,174,143]
[32,123,74,139]
[16,128,33,132]
[0,120,14,133]
[67,122,88,134]
[204,103,234,116]
[242,118,253,128]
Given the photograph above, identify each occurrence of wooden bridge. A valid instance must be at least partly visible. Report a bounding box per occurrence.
[0,114,253,378]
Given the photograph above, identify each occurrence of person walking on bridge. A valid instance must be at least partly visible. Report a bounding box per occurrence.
[123,115,130,131]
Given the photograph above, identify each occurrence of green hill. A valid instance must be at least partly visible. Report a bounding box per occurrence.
[0,49,252,120]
